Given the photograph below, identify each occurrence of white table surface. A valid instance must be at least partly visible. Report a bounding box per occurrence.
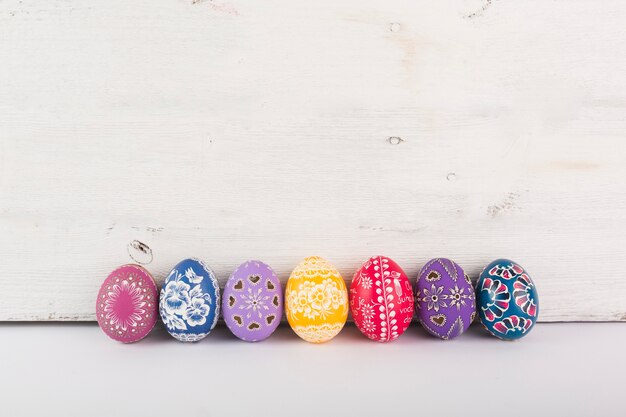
[2,322,624,416]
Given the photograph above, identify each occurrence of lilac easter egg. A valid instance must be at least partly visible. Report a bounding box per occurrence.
[414,258,476,340]
[223,260,283,342]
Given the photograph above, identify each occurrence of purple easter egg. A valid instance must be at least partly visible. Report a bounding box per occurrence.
[414,258,476,340]
[223,260,283,342]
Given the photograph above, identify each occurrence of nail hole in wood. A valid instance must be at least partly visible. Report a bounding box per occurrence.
[127,240,153,265]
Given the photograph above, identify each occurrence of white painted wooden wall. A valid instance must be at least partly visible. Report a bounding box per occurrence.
[1,0,625,321]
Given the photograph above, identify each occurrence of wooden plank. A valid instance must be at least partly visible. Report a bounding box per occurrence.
[1,0,625,321]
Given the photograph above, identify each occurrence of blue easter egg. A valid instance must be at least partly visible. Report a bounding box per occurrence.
[476,259,539,340]
[159,258,221,342]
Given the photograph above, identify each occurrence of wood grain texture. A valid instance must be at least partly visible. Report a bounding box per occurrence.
[1,0,625,321]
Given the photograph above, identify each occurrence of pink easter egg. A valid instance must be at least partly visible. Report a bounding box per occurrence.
[96,264,158,343]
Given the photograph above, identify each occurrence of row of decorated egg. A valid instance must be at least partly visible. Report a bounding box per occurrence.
[96,256,538,343]
[95,259,283,344]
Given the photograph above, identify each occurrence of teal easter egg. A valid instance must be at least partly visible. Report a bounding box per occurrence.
[476,259,538,340]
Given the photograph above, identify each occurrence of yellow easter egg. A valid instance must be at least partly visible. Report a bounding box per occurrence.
[285,256,348,343]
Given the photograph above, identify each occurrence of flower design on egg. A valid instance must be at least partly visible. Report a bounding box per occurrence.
[162,279,192,315]
[287,281,315,319]
[159,260,220,340]
[97,265,159,343]
[183,297,210,327]
[104,278,147,331]
[488,262,524,280]
[513,274,537,317]
[361,318,376,334]
[421,284,447,312]
[480,277,510,322]
[360,301,375,320]
[287,278,347,320]
[445,284,474,311]
[309,279,346,319]
[492,315,532,336]
[240,287,270,318]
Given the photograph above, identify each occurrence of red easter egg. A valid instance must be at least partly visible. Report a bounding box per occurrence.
[350,256,414,342]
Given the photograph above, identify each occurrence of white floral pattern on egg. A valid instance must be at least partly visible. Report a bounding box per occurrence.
[159,258,220,342]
